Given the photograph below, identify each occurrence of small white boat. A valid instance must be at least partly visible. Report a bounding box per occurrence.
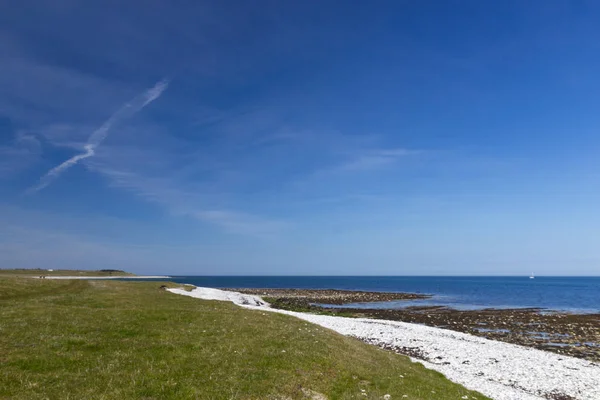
[529,273,535,279]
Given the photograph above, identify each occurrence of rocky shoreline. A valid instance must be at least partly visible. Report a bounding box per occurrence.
[230,288,428,304]
[233,288,600,362]
[171,286,600,400]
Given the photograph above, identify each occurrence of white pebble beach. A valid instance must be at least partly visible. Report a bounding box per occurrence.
[168,286,600,400]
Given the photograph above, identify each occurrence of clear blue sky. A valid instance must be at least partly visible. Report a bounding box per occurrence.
[1,1,599,275]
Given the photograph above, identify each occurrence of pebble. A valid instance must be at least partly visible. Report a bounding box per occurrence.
[169,287,600,400]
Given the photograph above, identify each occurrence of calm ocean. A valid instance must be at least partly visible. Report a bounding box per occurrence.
[149,276,600,313]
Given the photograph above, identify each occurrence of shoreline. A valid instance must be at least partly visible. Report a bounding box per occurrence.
[229,288,430,303]
[168,286,600,400]
[235,288,600,362]
[39,275,171,280]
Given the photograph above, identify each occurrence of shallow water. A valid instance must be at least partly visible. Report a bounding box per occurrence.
[146,276,600,313]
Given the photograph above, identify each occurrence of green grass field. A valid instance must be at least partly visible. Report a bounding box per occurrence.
[0,276,489,400]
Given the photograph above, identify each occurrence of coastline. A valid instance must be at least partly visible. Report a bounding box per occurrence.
[234,288,600,362]
[40,275,171,280]
[1,277,490,399]
[168,286,600,400]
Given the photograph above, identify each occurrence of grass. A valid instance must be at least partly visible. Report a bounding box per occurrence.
[0,277,490,400]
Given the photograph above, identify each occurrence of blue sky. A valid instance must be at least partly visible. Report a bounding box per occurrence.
[1,1,599,275]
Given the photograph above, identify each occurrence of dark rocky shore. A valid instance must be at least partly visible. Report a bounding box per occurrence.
[233,288,600,362]
[231,288,428,304]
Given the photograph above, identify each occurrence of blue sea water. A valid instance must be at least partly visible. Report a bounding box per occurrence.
[155,276,600,313]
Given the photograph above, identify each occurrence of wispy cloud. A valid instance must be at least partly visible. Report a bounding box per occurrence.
[334,148,420,172]
[26,79,169,193]
[0,56,131,127]
[84,125,420,236]
[0,132,42,178]
[192,210,287,238]
[90,164,288,238]
[293,147,420,186]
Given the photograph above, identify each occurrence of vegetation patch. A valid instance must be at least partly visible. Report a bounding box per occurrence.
[0,277,489,399]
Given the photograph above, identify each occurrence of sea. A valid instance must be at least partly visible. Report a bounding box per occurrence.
[146,276,600,314]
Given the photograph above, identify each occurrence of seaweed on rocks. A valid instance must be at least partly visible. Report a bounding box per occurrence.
[237,288,600,362]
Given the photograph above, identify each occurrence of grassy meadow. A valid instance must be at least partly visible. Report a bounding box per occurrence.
[0,275,489,399]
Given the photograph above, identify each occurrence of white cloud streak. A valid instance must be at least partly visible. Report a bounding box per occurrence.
[26,79,169,193]
[89,165,288,238]
[192,210,287,238]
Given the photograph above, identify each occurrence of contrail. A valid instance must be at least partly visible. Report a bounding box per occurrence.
[27,79,169,193]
